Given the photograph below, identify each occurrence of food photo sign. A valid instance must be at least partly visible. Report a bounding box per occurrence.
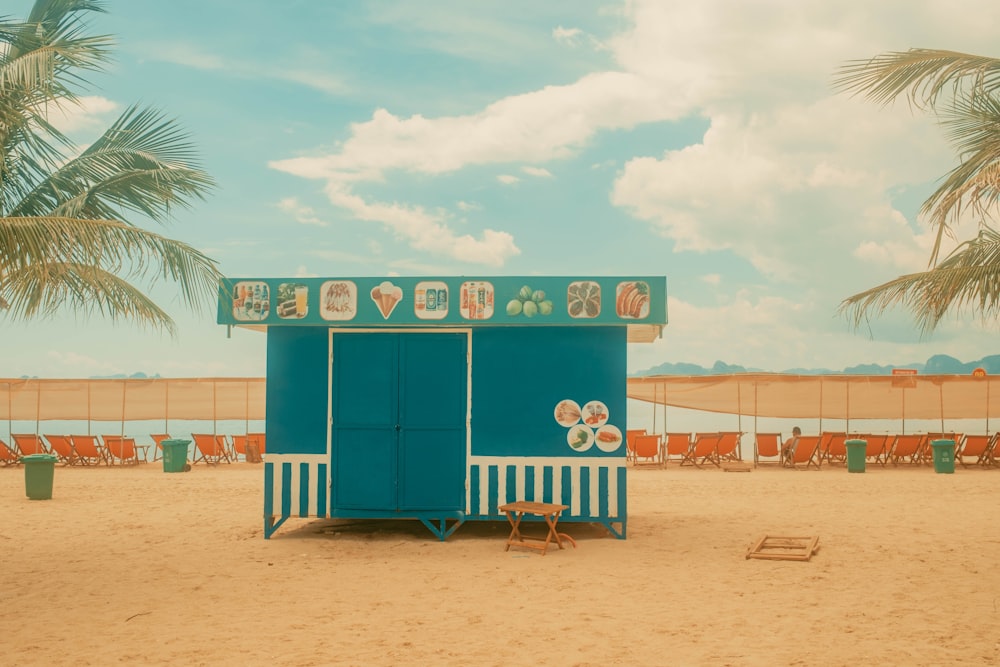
[219,276,665,328]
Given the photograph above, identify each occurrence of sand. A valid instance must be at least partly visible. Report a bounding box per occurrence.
[2,461,999,666]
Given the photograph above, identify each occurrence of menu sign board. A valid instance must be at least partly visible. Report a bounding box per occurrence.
[219,276,666,328]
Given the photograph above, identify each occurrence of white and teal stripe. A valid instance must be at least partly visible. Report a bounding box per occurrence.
[264,454,628,538]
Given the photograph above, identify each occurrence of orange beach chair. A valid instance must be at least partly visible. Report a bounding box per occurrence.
[0,438,20,466]
[192,433,233,465]
[784,435,821,469]
[886,434,925,465]
[70,434,107,466]
[683,433,720,468]
[625,429,646,464]
[150,433,172,461]
[663,432,693,464]
[632,434,663,467]
[43,434,77,465]
[753,433,782,466]
[12,434,47,456]
[103,436,143,465]
[955,434,993,467]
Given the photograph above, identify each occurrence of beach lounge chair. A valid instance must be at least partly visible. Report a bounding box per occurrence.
[683,433,720,467]
[632,434,663,467]
[12,434,47,456]
[192,433,233,465]
[954,434,992,467]
[248,432,266,454]
[0,438,20,466]
[823,433,849,465]
[150,433,172,461]
[886,434,924,465]
[783,435,821,469]
[714,431,742,464]
[860,434,890,466]
[625,429,646,464]
[664,432,693,464]
[231,434,248,461]
[43,434,77,465]
[70,434,107,465]
[103,436,143,465]
[754,433,782,466]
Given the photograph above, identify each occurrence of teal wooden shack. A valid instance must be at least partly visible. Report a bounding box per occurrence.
[218,276,667,539]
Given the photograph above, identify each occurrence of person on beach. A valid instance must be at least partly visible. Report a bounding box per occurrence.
[781,426,802,464]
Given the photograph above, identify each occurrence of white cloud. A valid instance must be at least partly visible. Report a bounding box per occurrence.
[322,184,519,267]
[277,197,328,227]
[142,41,346,95]
[294,265,318,278]
[456,200,482,212]
[497,174,520,185]
[48,96,118,134]
[521,166,553,178]
[701,274,721,285]
[552,26,582,45]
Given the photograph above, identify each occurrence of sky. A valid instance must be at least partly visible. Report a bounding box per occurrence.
[4,0,1000,379]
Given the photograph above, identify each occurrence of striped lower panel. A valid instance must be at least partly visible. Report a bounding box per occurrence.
[264,455,328,520]
[467,456,627,522]
[264,454,627,523]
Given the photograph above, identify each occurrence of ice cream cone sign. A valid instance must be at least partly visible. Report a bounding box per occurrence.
[370,280,403,319]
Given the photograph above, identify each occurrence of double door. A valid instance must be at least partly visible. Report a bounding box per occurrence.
[331,332,468,511]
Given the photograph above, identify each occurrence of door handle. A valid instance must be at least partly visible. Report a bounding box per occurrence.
[395,424,401,431]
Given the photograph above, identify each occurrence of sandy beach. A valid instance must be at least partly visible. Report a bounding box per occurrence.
[2,461,999,666]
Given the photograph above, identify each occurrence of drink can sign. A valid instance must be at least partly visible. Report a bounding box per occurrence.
[461,285,469,309]
[415,288,426,311]
[437,289,447,312]
[426,288,437,311]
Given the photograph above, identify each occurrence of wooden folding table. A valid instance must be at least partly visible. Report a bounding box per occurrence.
[499,501,575,555]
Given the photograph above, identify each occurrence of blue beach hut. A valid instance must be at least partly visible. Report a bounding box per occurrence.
[219,276,666,540]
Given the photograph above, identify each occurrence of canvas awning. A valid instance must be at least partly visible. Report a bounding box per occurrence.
[0,378,266,422]
[627,374,999,421]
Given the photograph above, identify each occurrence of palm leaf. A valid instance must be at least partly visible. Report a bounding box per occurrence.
[839,226,1000,333]
[834,48,1000,109]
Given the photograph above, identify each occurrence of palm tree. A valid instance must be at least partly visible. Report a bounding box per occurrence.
[835,49,1000,333]
[0,0,221,334]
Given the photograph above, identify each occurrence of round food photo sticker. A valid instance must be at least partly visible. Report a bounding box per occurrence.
[581,400,609,428]
[554,399,581,427]
[566,424,594,452]
[594,424,623,452]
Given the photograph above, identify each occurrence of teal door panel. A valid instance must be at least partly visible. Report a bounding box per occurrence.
[333,334,397,426]
[333,429,395,509]
[332,334,398,510]
[399,334,467,427]
[331,332,467,513]
[398,429,466,509]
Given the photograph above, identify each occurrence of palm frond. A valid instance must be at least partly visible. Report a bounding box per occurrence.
[834,48,1000,109]
[11,105,215,221]
[0,215,223,316]
[916,90,1000,263]
[2,259,177,333]
[840,227,1000,333]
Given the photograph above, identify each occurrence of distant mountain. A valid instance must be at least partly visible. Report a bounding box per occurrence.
[87,372,161,379]
[632,354,1000,376]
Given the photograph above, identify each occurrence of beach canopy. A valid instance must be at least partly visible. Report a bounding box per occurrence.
[627,373,999,421]
[0,378,265,422]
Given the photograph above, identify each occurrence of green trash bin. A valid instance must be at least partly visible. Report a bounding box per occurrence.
[22,453,58,500]
[161,439,191,473]
[845,439,867,473]
[930,439,955,474]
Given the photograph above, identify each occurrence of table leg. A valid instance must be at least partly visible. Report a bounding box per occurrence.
[504,510,525,551]
[541,513,565,554]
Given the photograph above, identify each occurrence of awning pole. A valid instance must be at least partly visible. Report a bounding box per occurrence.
[34,380,40,436]
[120,379,127,437]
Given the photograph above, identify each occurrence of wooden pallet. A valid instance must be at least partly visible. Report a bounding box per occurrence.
[722,462,753,472]
[746,535,820,561]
